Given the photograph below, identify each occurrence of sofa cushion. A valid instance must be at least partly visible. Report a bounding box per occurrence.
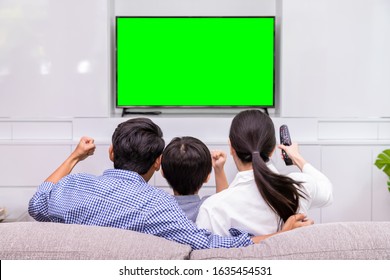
[0,222,192,260]
[190,222,390,260]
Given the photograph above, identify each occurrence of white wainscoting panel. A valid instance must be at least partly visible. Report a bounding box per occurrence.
[318,122,378,140]
[321,146,373,222]
[379,122,390,140]
[12,121,73,140]
[0,145,71,187]
[0,123,12,140]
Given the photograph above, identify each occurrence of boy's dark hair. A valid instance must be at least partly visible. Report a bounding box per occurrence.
[111,118,165,174]
[162,137,212,195]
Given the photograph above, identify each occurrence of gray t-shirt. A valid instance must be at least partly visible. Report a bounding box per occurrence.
[174,195,210,223]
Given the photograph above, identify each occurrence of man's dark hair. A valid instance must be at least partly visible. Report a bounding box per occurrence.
[111,118,165,174]
[162,137,212,195]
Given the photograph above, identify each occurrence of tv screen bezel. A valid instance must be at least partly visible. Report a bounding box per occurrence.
[115,16,276,109]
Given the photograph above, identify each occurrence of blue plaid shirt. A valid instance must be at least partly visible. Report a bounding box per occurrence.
[28,169,253,250]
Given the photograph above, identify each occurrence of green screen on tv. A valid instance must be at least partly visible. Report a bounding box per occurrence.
[116,17,275,107]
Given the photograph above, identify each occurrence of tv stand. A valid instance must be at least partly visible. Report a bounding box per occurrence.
[121,107,269,117]
[121,108,162,117]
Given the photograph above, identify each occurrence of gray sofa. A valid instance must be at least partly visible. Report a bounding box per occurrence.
[1,221,390,260]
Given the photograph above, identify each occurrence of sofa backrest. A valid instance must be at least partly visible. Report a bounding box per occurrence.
[190,222,390,260]
[2,221,390,260]
[0,222,192,260]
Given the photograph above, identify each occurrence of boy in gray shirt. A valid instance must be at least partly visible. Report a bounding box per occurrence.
[161,136,228,222]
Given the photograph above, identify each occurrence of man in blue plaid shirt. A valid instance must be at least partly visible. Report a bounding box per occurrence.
[29,118,311,250]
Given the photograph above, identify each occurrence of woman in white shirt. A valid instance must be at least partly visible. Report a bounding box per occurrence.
[196,110,333,236]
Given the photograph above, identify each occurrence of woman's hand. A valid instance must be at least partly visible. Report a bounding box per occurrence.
[281,213,314,232]
[278,142,307,171]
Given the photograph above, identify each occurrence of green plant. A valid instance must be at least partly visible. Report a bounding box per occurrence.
[375,149,390,192]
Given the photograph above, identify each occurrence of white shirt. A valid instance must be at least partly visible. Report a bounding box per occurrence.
[195,163,333,236]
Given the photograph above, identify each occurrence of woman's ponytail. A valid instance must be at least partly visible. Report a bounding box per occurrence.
[230,110,306,228]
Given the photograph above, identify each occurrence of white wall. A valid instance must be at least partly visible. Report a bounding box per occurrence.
[0,0,110,118]
[0,0,390,225]
[2,0,389,119]
[280,0,390,118]
[115,0,275,16]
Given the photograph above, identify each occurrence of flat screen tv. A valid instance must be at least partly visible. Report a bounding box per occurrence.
[116,16,275,108]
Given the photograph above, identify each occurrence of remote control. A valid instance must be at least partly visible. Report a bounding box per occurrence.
[279,125,293,166]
